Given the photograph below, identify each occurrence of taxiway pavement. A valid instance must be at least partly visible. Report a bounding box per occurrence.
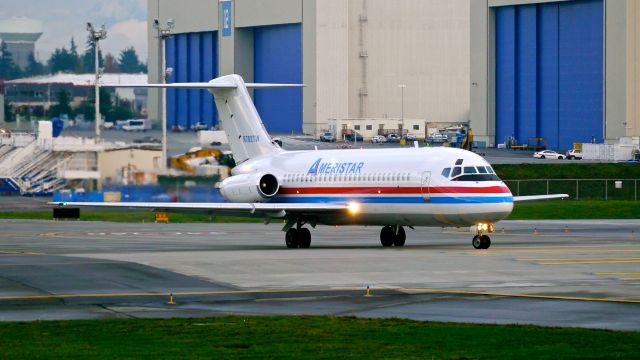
[0,219,638,330]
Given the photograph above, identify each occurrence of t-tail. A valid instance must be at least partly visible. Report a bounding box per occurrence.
[103,74,303,163]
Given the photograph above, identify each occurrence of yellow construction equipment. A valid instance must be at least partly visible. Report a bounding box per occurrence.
[170,148,223,175]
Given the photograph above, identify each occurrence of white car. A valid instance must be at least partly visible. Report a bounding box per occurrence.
[371,135,387,143]
[566,149,583,160]
[533,150,565,160]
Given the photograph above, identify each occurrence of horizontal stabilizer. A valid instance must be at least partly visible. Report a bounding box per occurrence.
[513,194,569,202]
[100,82,304,89]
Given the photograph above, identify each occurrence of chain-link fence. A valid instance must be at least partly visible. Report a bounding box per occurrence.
[503,179,640,200]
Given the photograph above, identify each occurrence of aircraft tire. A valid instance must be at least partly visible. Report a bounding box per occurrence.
[393,226,406,247]
[472,235,482,249]
[480,235,491,249]
[299,228,311,248]
[285,228,300,248]
[380,226,394,247]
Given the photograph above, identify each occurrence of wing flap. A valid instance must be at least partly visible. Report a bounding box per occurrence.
[512,194,569,202]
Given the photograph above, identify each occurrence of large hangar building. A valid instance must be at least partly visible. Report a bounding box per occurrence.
[147,0,470,136]
[471,0,640,150]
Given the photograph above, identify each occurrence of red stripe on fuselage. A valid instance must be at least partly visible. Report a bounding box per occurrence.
[278,186,510,195]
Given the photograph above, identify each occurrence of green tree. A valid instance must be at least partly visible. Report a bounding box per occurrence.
[48,49,75,73]
[80,87,113,121]
[0,42,21,79]
[25,52,46,76]
[83,38,104,73]
[69,37,81,73]
[118,47,144,73]
[48,89,72,117]
[103,53,120,73]
[4,99,14,122]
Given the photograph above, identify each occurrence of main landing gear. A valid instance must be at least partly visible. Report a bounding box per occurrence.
[285,227,311,248]
[380,226,406,247]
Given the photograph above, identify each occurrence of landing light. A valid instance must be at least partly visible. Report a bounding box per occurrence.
[474,223,495,233]
[348,202,361,215]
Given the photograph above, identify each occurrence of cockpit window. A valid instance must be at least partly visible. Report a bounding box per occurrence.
[452,174,500,182]
[477,166,488,174]
[455,159,464,165]
[464,166,477,174]
[486,166,495,174]
[451,167,462,177]
[441,168,451,178]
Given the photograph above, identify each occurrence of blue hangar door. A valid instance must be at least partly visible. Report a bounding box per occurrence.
[253,23,302,133]
[166,31,218,130]
[495,0,603,150]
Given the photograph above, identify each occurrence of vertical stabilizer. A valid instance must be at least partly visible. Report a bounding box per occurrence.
[208,75,281,163]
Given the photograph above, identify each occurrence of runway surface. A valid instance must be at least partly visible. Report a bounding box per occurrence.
[0,219,639,330]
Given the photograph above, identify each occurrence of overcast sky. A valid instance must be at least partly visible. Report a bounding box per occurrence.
[0,0,148,63]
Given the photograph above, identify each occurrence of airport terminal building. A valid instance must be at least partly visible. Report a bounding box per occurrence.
[147,0,470,137]
[471,0,640,150]
[148,0,640,150]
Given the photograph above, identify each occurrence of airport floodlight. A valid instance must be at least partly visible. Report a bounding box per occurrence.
[155,19,176,172]
[86,23,107,142]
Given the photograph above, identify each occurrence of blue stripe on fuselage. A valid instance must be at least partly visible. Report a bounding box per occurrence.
[272,196,514,204]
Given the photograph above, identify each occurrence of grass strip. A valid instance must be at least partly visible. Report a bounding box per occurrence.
[0,316,637,359]
[494,162,640,180]
[507,200,640,220]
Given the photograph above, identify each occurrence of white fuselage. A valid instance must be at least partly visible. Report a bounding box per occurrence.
[227,147,514,227]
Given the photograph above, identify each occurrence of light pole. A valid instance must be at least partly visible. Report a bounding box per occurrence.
[398,84,406,137]
[87,23,107,142]
[154,18,174,171]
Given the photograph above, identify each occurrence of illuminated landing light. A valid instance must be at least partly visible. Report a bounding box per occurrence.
[296,190,300,194]
[473,223,495,233]
[348,202,361,215]
[378,190,381,194]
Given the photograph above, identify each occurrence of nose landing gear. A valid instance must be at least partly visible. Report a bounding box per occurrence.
[472,234,491,249]
[471,223,494,249]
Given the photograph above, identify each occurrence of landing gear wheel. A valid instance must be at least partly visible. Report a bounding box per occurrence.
[380,226,395,247]
[285,228,300,249]
[298,228,311,249]
[393,226,406,247]
[480,235,491,249]
[472,235,482,249]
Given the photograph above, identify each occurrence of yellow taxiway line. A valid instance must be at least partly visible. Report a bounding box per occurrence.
[518,257,640,261]
[595,272,640,275]
[541,260,640,265]
[0,287,638,304]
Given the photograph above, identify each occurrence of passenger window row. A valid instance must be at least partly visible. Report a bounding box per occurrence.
[282,173,413,184]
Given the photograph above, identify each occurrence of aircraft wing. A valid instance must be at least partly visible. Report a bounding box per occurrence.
[49,201,349,216]
[512,194,569,202]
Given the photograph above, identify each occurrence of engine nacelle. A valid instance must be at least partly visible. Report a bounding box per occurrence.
[219,173,280,202]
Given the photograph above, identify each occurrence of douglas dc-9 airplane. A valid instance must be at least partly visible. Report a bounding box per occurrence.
[52,74,568,250]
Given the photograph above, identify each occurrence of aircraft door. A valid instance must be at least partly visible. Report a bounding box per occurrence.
[421,171,431,202]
